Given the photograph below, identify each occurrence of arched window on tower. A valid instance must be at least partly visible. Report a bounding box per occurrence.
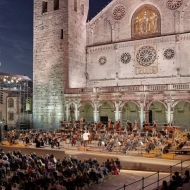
[54,0,59,10]
[81,4,84,15]
[8,98,14,108]
[42,0,48,13]
[74,0,77,12]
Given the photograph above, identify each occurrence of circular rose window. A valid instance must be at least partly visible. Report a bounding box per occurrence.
[136,46,156,66]
[121,53,131,64]
[98,56,107,65]
[164,48,175,59]
[113,5,126,20]
[167,0,183,10]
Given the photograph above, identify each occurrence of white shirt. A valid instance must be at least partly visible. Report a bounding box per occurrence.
[83,132,90,141]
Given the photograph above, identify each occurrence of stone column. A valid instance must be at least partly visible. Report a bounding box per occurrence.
[114,101,120,122]
[74,102,79,121]
[170,111,174,124]
[93,100,99,122]
[65,102,69,122]
[166,102,172,123]
[139,102,144,129]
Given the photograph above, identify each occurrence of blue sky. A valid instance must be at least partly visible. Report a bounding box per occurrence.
[0,0,111,79]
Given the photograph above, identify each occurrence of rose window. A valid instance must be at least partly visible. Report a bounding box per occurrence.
[121,53,131,64]
[99,56,107,65]
[136,46,156,66]
[113,5,126,20]
[167,0,183,10]
[164,48,175,59]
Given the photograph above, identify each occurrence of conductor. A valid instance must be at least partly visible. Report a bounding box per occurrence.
[83,130,90,147]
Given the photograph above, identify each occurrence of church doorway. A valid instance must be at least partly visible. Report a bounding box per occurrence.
[79,102,93,123]
[173,101,190,130]
[99,102,114,123]
[148,102,166,128]
[122,102,139,126]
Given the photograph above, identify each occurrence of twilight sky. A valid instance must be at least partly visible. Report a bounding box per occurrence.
[0,0,111,79]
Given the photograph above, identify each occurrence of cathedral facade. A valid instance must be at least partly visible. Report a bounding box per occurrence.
[33,0,190,130]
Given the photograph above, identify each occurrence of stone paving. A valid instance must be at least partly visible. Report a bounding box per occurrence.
[86,170,170,190]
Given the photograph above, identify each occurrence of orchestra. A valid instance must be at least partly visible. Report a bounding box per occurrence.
[3,118,189,156]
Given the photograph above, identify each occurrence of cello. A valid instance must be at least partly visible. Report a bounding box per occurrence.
[115,121,121,131]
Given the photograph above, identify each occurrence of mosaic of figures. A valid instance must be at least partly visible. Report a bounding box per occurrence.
[132,5,161,39]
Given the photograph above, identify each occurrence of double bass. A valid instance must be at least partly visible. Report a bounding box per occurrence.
[115,121,121,131]
[97,121,103,129]
[108,119,113,130]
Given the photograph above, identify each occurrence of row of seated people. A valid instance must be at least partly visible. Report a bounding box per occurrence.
[160,170,190,190]
[0,149,121,190]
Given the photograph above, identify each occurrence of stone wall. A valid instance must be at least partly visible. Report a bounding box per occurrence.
[86,34,190,87]
[68,0,89,88]
[86,0,190,88]
[87,0,189,45]
[33,0,68,129]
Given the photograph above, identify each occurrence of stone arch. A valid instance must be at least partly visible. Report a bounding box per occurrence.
[93,18,112,45]
[173,100,190,128]
[131,4,161,40]
[172,100,190,109]
[120,101,140,111]
[99,101,115,122]
[122,102,140,124]
[79,101,94,109]
[147,100,167,111]
[79,101,94,122]
[147,101,167,126]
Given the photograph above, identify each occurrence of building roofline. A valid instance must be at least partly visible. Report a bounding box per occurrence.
[0,72,32,81]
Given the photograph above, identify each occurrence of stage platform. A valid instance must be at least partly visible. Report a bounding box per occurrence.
[0,141,190,172]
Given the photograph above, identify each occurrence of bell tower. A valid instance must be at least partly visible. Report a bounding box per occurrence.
[33,0,89,129]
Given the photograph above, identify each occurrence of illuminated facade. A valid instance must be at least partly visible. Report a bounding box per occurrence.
[0,73,32,129]
[33,0,190,130]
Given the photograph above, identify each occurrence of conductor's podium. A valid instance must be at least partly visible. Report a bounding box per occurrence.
[77,146,89,151]
[143,153,157,158]
[150,148,162,155]
[161,152,175,159]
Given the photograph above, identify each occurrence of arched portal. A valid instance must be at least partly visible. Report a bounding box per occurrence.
[173,101,190,129]
[79,102,93,122]
[99,102,114,123]
[149,102,166,127]
[122,102,139,125]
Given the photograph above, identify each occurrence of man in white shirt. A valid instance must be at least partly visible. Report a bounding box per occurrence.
[83,130,90,147]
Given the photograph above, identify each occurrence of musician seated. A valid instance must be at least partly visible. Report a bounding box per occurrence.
[50,138,60,149]
[145,141,155,154]
[115,121,121,131]
[163,143,171,154]
[97,121,103,129]
[177,141,186,150]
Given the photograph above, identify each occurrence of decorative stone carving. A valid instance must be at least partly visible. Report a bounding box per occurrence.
[167,0,183,10]
[132,4,161,39]
[136,46,156,66]
[164,48,175,59]
[98,56,107,65]
[113,5,126,20]
[120,53,131,64]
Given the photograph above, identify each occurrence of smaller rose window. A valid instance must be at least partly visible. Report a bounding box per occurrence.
[164,48,175,60]
[99,56,107,65]
[167,0,183,10]
[113,5,126,20]
[121,53,131,64]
